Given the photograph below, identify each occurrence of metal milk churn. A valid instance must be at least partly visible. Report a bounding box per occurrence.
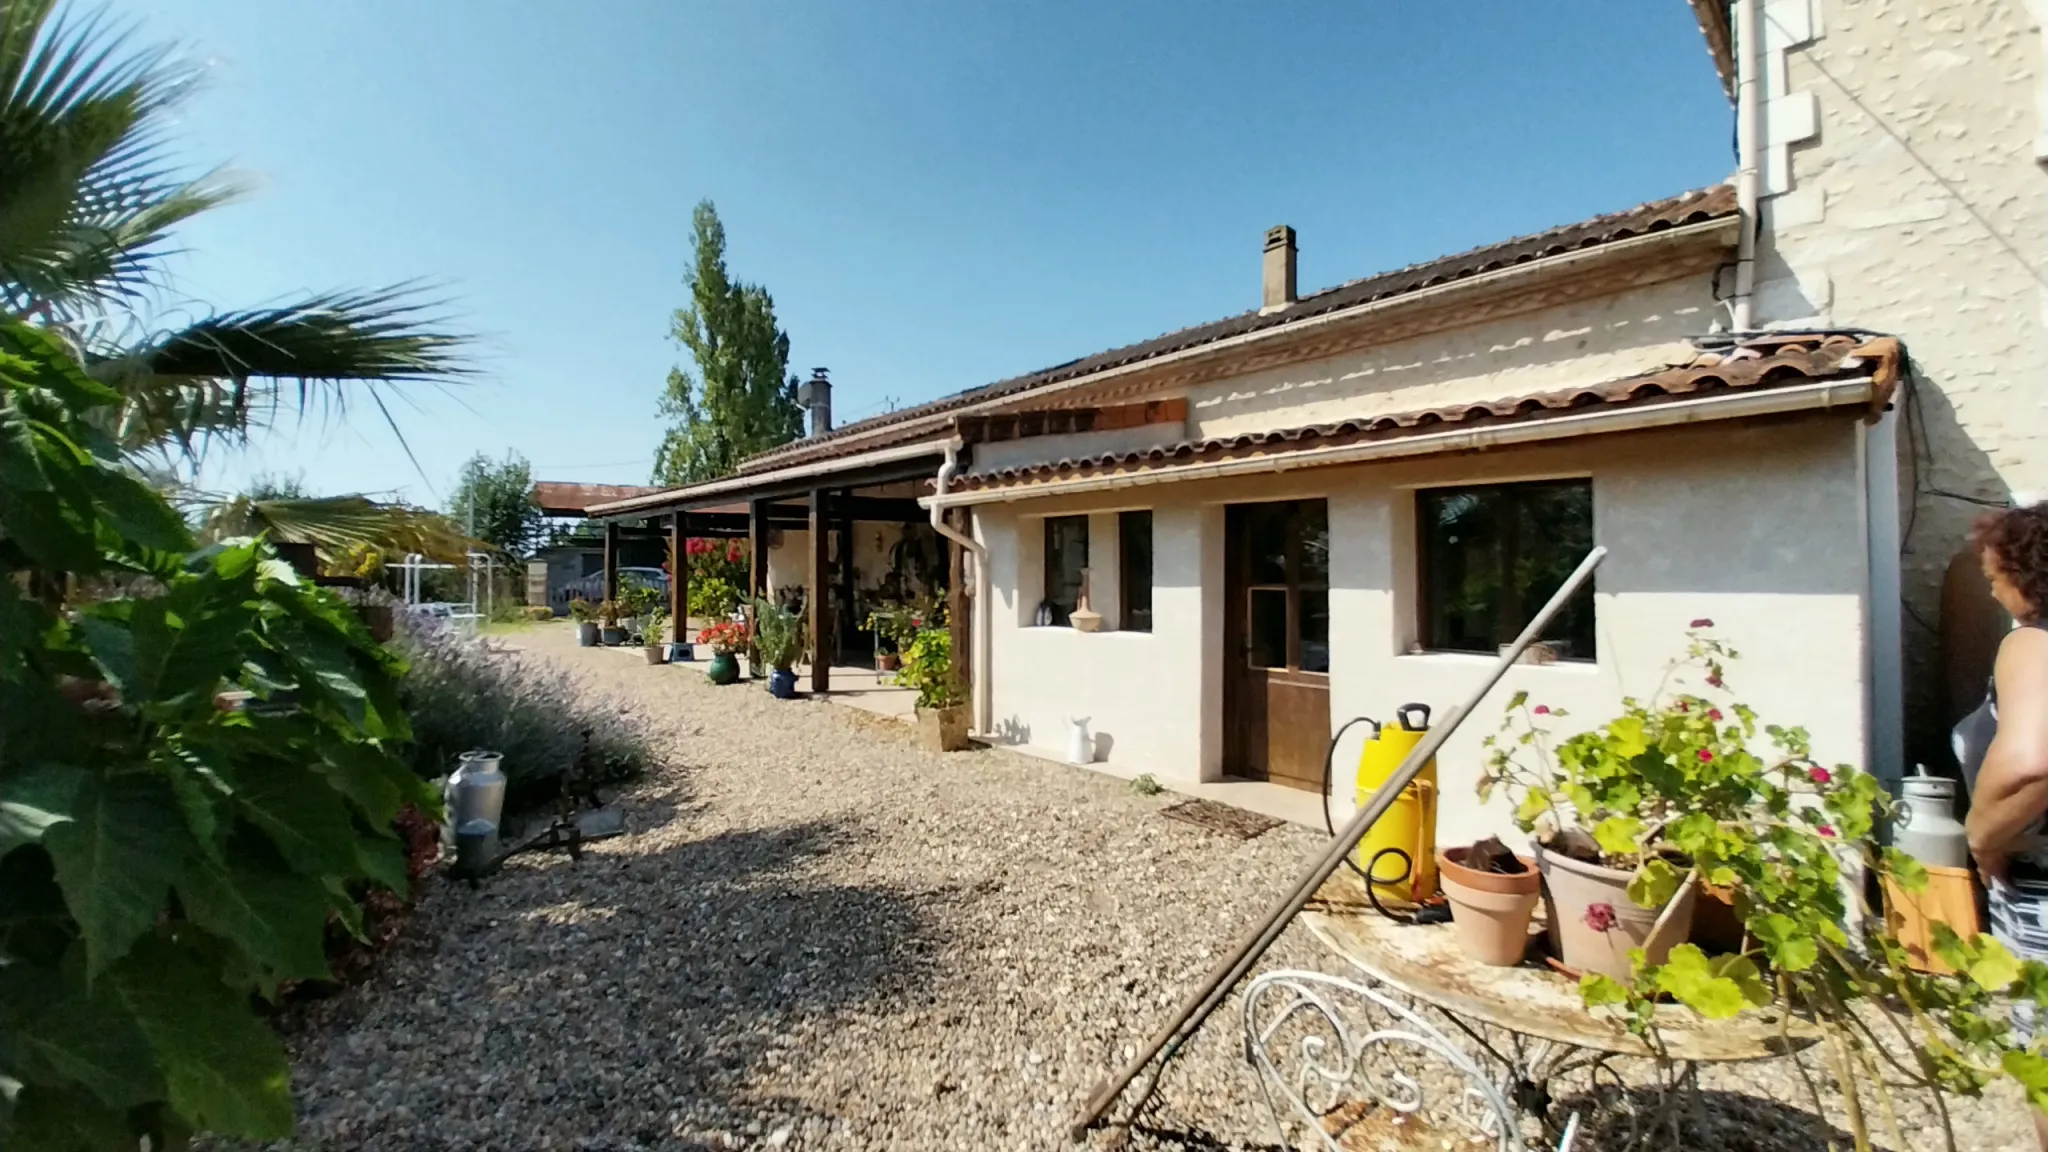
[1893,766,1969,869]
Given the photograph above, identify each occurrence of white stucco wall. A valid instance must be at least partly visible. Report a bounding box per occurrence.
[1760,0,2048,754]
[976,417,1871,847]
[764,522,938,600]
[1185,275,1719,440]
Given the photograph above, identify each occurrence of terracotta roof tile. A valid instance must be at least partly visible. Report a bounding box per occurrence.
[737,184,1740,476]
[952,334,1900,492]
[533,481,667,515]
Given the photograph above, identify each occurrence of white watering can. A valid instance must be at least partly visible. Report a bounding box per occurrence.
[1067,717,1093,766]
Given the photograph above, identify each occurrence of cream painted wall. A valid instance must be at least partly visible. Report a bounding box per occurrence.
[764,523,934,599]
[1185,276,1718,439]
[975,417,1870,847]
[1759,0,2048,754]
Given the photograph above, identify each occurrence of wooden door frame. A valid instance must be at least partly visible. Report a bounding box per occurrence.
[1222,499,1331,783]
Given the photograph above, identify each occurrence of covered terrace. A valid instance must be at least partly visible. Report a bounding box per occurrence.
[583,440,973,699]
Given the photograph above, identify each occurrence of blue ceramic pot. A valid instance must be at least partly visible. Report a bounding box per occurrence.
[768,668,798,699]
[706,652,740,685]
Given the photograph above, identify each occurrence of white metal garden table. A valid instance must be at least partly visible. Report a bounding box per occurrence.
[1241,876,1819,1151]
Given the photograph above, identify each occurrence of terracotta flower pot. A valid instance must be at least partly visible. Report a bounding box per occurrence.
[917,704,971,752]
[644,644,667,666]
[1535,844,1697,982]
[1437,847,1542,967]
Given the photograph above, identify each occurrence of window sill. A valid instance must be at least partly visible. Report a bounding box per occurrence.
[1021,625,1153,637]
[1396,650,1598,672]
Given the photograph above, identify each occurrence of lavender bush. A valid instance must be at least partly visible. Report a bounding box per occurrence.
[393,616,647,811]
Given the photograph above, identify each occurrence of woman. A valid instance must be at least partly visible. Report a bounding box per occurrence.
[1959,501,2048,1147]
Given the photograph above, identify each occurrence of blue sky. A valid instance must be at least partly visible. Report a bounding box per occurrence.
[121,0,1732,507]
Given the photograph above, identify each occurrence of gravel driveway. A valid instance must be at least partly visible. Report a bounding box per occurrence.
[244,622,2031,1152]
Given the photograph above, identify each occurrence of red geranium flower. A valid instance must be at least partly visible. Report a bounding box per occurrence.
[1697,748,1714,763]
[1818,825,1837,838]
[1809,766,1832,785]
[1706,708,1723,721]
[1533,705,1550,715]
[1584,903,1617,933]
[1690,618,1714,629]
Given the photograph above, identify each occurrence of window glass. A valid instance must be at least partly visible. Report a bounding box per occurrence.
[1119,510,1153,633]
[1420,480,1594,659]
[1041,515,1088,626]
[1299,589,1330,674]
[1248,588,1288,668]
[1246,503,1289,586]
[1297,502,1330,587]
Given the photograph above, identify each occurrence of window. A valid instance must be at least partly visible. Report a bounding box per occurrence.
[1419,480,1595,660]
[1240,499,1330,673]
[1041,515,1089,625]
[1119,510,1153,632]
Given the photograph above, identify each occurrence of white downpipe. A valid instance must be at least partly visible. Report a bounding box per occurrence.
[932,440,992,735]
[1731,0,1762,332]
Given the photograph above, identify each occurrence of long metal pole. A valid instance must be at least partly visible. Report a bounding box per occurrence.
[1071,545,1608,1139]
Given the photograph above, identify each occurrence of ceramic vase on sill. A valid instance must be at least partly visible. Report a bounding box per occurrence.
[1069,568,1104,633]
[1534,844,1697,981]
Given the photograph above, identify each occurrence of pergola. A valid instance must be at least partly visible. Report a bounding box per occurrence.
[583,442,968,697]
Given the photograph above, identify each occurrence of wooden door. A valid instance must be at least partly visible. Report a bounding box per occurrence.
[1224,500,1332,791]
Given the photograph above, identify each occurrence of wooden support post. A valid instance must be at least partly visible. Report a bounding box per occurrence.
[834,487,854,665]
[748,499,768,678]
[948,509,968,709]
[809,488,830,694]
[603,520,620,603]
[667,513,684,641]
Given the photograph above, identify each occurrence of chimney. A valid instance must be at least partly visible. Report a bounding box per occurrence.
[1261,225,1297,314]
[799,367,833,436]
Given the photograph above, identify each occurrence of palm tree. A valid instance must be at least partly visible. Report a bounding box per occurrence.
[0,0,473,560]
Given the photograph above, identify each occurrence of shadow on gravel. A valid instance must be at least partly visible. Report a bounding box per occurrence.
[1557,1087,1860,1152]
[275,815,951,1149]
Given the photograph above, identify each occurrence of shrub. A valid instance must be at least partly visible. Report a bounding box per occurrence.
[523,605,554,621]
[392,615,647,811]
[752,597,804,669]
[567,597,598,623]
[895,625,962,709]
[689,574,740,619]
[0,321,440,1144]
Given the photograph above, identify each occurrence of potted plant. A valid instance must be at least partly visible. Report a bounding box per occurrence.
[597,599,627,646]
[752,597,805,698]
[642,608,669,665]
[1435,836,1542,967]
[697,620,748,685]
[618,582,661,641]
[897,625,968,752]
[568,597,600,647]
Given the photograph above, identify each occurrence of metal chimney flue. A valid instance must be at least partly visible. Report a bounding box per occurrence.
[1261,225,1297,314]
[799,367,833,436]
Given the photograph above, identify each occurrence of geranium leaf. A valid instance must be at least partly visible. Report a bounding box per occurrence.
[1626,858,1681,909]
[1966,936,2021,992]
[1881,848,1929,893]
[1751,912,1820,972]
[43,773,187,977]
[1593,816,1643,856]
[1579,973,1629,1007]
[111,934,294,1139]
[1710,954,1773,1008]
[1655,943,1750,1019]
[2003,1049,2048,1112]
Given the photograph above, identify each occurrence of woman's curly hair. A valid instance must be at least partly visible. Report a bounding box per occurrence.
[1973,502,2048,621]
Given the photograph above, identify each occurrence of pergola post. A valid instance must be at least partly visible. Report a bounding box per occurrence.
[667,513,685,642]
[948,508,969,711]
[809,487,830,694]
[834,487,854,664]
[748,499,768,679]
[603,520,620,603]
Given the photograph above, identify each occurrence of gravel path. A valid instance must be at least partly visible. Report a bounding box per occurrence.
[239,622,2032,1152]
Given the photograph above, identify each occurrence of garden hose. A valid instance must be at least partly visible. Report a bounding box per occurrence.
[1320,716,1451,926]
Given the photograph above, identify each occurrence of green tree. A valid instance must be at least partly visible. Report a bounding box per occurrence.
[653,201,803,484]
[0,0,468,537]
[448,450,542,558]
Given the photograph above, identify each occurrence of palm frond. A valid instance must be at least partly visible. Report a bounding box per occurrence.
[185,489,477,565]
[0,0,237,315]
[90,285,471,456]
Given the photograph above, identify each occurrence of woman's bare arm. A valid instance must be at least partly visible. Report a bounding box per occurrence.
[1967,628,2048,877]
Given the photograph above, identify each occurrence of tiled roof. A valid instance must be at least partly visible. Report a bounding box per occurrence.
[1688,0,1737,100]
[951,334,1901,492]
[735,184,1741,477]
[533,481,667,515]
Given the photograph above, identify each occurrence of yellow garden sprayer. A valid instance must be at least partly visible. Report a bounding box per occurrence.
[1321,703,1444,919]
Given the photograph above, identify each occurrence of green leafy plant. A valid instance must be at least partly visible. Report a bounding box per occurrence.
[1487,622,2048,1144]
[895,625,962,710]
[865,594,941,654]
[597,598,621,627]
[616,579,662,620]
[567,597,597,623]
[0,320,441,1146]
[751,597,804,671]
[688,574,741,620]
[644,607,669,646]
[523,605,554,622]
[1131,773,1164,796]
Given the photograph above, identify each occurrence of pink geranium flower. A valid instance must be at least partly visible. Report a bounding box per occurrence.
[1809,766,1832,785]
[1584,903,1617,932]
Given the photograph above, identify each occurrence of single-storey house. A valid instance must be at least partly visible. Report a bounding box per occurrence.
[590,0,2048,836]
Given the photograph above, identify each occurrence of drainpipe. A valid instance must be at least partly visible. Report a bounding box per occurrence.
[932,440,991,735]
[1731,0,1763,333]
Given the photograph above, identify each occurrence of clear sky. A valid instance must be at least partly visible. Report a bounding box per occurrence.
[118,0,1733,507]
